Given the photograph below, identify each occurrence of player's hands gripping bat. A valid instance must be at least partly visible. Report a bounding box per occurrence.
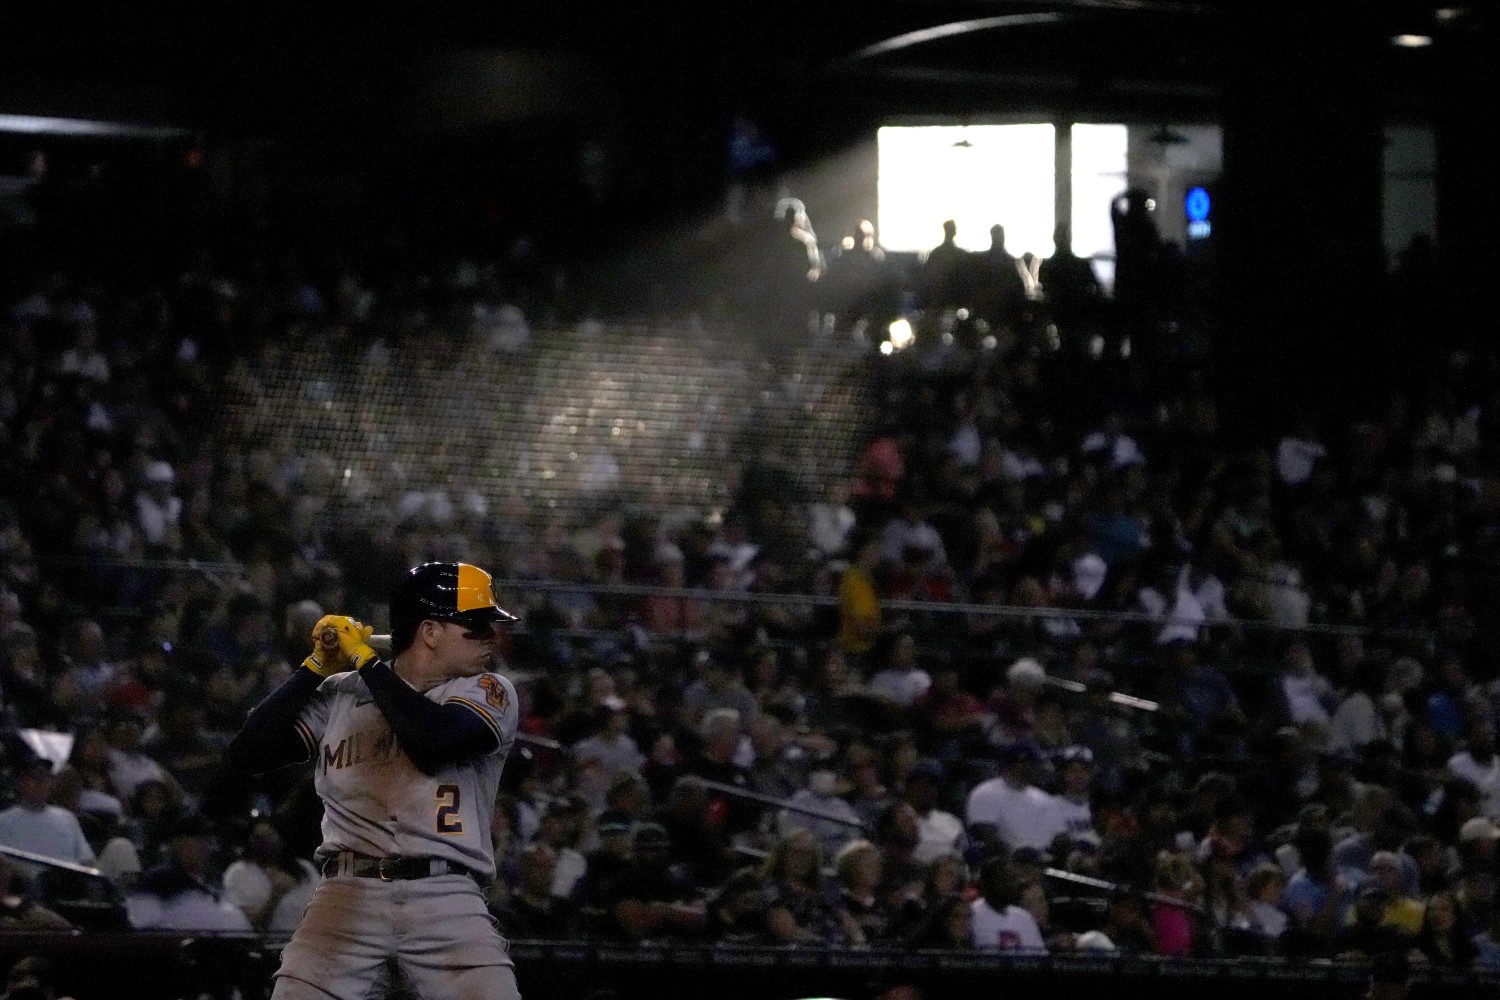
[302,616,349,678]
[313,614,380,671]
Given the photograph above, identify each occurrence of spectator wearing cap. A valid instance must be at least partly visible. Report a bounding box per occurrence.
[0,758,95,867]
[965,742,1066,856]
[492,842,579,940]
[1448,716,1500,819]
[571,696,645,782]
[125,813,250,931]
[600,822,705,942]
[1054,747,1099,847]
[135,460,181,552]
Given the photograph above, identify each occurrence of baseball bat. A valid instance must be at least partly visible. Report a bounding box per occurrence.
[319,629,393,653]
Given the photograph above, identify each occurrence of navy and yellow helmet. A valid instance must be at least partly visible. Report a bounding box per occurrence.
[389,562,518,653]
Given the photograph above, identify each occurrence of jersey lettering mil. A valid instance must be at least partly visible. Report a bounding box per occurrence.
[292,669,518,881]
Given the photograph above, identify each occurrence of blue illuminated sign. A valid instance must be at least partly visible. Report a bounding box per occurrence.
[1185,186,1211,222]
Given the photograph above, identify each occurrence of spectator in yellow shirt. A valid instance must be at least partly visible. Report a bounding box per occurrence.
[838,537,882,656]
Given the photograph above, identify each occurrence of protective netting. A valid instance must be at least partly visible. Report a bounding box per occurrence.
[218,323,876,522]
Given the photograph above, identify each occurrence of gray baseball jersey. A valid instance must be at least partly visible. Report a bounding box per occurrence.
[292,669,518,880]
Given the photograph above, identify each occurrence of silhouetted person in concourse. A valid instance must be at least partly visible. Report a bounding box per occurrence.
[1038,223,1104,353]
[972,224,1028,330]
[1110,190,1162,358]
[769,201,822,338]
[922,220,970,312]
[825,220,895,332]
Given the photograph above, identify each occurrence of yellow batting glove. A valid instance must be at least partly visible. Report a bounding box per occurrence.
[303,616,350,678]
[315,615,379,671]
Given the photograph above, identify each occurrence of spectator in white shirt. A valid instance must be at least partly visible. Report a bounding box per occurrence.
[1448,717,1500,819]
[1328,666,1389,757]
[126,814,251,932]
[571,698,646,781]
[135,460,182,551]
[808,481,857,558]
[904,760,965,864]
[879,499,948,569]
[59,325,111,384]
[1278,642,1333,727]
[105,713,181,805]
[0,758,96,866]
[966,742,1066,854]
[869,632,932,708]
[970,858,1047,951]
[1276,415,1326,487]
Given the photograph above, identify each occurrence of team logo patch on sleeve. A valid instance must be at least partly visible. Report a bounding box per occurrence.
[479,675,509,711]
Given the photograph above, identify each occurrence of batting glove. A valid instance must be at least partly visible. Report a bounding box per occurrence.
[302,621,347,679]
[313,615,380,671]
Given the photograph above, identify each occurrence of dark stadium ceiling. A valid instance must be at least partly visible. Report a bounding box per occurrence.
[0,1,1488,136]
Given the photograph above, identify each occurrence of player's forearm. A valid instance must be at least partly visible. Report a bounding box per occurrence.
[226,668,322,774]
[360,661,498,773]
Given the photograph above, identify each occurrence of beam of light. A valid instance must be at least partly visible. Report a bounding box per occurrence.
[843,13,1064,63]
[0,114,192,138]
[1390,34,1433,47]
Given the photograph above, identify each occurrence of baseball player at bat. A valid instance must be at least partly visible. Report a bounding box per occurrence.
[227,561,522,1000]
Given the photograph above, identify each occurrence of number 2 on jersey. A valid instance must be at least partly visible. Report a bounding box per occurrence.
[436,784,464,834]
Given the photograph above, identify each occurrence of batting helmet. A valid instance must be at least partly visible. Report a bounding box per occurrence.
[389,562,518,654]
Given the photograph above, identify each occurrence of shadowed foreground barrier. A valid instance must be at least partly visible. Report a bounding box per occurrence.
[3,935,1497,1000]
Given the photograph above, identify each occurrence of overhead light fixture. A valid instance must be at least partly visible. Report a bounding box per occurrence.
[1390,33,1434,47]
[1434,7,1464,24]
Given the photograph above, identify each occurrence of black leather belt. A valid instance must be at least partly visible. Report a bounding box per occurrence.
[321,852,475,882]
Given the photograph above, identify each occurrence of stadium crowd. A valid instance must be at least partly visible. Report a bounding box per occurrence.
[2,201,1498,978]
